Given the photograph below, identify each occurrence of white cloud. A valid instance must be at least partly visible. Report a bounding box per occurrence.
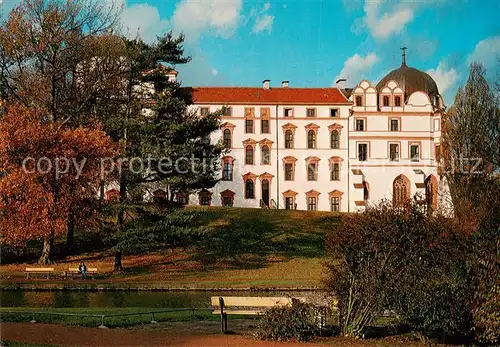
[467,36,500,76]
[426,62,459,95]
[362,1,414,40]
[334,53,379,85]
[251,3,274,34]
[120,3,169,43]
[172,0,243,42]
[253,15,274,34]
[352,0,445,41]
[211,68,218,76]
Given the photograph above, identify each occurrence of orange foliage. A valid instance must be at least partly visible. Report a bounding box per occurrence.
[0,104,119,246]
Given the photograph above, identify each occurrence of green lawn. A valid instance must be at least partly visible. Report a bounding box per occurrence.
[1,207,341,289]
[0,307,215,328]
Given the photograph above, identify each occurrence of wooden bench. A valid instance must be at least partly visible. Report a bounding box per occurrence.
[66,267,98,279]
[211,296,306,333]
[25,267,54,279]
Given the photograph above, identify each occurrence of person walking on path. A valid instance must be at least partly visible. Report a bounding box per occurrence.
[78,262,87,280]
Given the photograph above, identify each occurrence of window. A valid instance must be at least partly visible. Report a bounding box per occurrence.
[363,181,369,200]
[285,130,294,148]
[261,118,269,133]
[222,196,233,207]
[394,96,401,107]
[393,175,410,207]
[390,119,399,131]
[285,197,294,210]
[410,144,420,162]
[222,161,233,181]
[330,109,339,118]
[435,144,441,162]
[425,175,438,210]
[284,108,293,117]
[330,130,339,149]
[306,108,316,117]
[177,193,189,205]
[223,129,231,148]
[245,145,254,165]
[434,118,440,131]
[245,119,253,133]
[355,95,363,106]
[383,95,390,107]
[355,119,365,131]
[331,163,340,181]
[307,197,317,211]
[307,130,316,149]
[223,107,232,117]
[330,197,340,212]
[307,163,317,181]
[285,163,294,181]
[389,143,400,161]
[358,143,368,161]
[200,107,209,116]
[261,145,270,165]
[245,179,255,199]
[199,191,212,206]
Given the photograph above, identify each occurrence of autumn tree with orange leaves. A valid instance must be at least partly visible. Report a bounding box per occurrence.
[0,105,118,264]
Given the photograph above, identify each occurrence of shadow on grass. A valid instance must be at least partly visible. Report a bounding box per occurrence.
[189,207,341,270]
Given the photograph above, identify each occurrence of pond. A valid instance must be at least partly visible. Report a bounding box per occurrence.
[0,290,319,308]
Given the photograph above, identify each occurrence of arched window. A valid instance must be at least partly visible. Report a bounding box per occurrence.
[330,163,340,181]
[261,145,270,165]
[393,175,410,207]
[330,130,339,149]
[245,179,255,199]
[285,130,294,149]
[223,129,231,148]
[425,175,438,211]
[307,130,316,149]
[222,158,233,181]
[383,95,390,106]
[245,145,254,165]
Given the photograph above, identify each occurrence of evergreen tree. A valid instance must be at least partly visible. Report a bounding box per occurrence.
[104,35,224,271]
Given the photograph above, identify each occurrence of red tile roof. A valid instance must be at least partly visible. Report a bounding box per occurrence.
[188,87,352,105]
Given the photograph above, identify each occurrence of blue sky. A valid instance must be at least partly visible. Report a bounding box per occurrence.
[2,0,500,104]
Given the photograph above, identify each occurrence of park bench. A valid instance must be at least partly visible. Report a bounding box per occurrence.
[211,296,306,333]
[66,267,98,279]
[25,267,54,279]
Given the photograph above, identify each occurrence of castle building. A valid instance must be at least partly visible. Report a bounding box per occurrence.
[157,53,445,212]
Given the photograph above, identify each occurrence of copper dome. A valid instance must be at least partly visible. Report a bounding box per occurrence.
[376,63,439,99]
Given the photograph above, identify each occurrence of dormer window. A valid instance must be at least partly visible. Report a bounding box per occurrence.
[355,95,363,106]
[383,95,390,107]
[394,96,402,107]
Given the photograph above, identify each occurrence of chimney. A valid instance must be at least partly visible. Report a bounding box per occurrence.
[336,78,346,89]
[282,80,289,88]
[263,79,270,90]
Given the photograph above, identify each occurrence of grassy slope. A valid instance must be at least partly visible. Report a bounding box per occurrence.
[0,207,340,289]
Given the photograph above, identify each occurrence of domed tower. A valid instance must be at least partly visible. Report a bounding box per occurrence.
[376,48,443,108]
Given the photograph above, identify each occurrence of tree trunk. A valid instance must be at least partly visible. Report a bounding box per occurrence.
[66,212,75,254]
[38,232,54,265]
[114,178,126,272]
[114,250,123,272]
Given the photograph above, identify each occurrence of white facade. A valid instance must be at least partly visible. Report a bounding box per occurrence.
[132,61,446,212]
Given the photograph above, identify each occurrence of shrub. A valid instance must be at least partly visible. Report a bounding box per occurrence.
[254,301,321,342]
[468,204,500,344]
[324,201,471,339]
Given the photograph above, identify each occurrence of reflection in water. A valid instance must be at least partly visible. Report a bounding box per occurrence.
[1,291,315,308]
